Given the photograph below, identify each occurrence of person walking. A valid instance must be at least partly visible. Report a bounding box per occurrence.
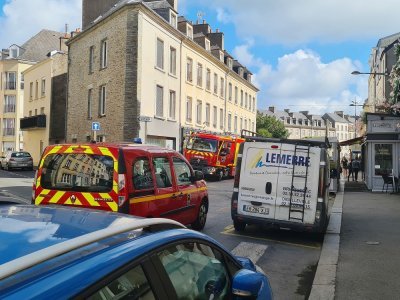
[348,159,353,181]
[341,156,348,178]
[352,156,361,182]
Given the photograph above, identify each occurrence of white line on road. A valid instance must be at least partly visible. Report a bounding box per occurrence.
[231,242,268,264]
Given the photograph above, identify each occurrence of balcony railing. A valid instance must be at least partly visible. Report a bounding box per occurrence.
[20,114,46,130]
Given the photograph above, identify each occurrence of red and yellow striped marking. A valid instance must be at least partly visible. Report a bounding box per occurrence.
[130,186,207,204]
[185,150,214,157]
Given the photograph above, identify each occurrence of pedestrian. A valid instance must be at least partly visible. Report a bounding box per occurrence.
[352,156,361,182]
[348,159,353,181]
[341,156,348,177]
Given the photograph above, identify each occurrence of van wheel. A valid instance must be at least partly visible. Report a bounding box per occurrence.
[233,220,246,231]
[192,200,208,231]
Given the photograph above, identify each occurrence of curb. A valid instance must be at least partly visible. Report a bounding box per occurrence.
[308,179,344,300]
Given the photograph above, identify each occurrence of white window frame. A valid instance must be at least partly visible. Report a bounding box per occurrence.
[234,86,238,104]
[220,77,224,98]
[156,38,164,70]
[227,113,232,132]
[197,63,203,87]
[219,108,224,130]
[89,45,94,73]
[186,57,193,82]
[87,88,93,119]
[213,73,218,94]
[205,103,210,126]
[99,85,106,116]
[41,78,46,97]
[186,96,193,122]
[100,39,108,69]
[156,85,164,118]
[213,106,217,128]
[228,83,232,101]
[206,68,211,91]
[169,90,176,120]
[169,47,176,75]
[196,100,202,125]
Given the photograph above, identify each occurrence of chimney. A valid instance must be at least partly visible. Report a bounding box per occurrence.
[334,111,344,118]
[284,109,290,113]
[268,106,275,113]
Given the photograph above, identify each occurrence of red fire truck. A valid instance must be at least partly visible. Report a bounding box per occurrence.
[183,132,245,180]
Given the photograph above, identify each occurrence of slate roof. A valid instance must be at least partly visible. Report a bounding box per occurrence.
[323,113,350,124]
[18,29,66,62]
[376,32,400,48]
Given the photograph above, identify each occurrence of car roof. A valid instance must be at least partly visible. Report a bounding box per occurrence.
[0,205,185,280]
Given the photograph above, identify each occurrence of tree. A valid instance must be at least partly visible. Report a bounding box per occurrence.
[256,112,289,138]
[387,44,400,116]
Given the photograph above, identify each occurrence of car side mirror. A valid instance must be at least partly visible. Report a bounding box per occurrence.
[232,269,273,299]
[191,170,204,182]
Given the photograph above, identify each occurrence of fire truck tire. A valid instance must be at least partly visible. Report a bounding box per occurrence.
[192,199,208,231]
[233,219,246,231]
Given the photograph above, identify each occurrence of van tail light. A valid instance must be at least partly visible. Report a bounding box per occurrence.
[32,170,38,204]
[118,174,128,207]
[318,166,325,198]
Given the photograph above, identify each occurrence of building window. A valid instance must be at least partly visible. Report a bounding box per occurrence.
[169,90,176,120]
[234,86,238,104]
[213,73,218,94]
[156,85,164,118]
[253,97,255,112]
[29,82,33,100]
[170,11,177,28]
[206,68,211,91]
[228,83,232,101]
[205,39,210,51]
[89,45,94,73]
[227,113,232,132]
[249,95,252,111]
[220,77,224,98]
[245,92,248,108]
[100,39,108,69]
[240,118,243,131]
[99,85,106,116]
[234,115,238,133]
[196,100,202,125]
[213,106,217,128]
[20,73,24,90]
[244,119,247,130]
[219,108,224,130]
[35,81,38,99]
[187,25,193,39]
[40,107,45,115]
[169,47,176,75]
[374,144,393,176]
[87,88,93,119]
[3,118,15,136]
[4,95,16,113]
[5,72,16,90]
[205,103,210,126]
[240,90,243,106]
[186,97,192,122]
[156,38,164,70]
[41,78,46,97]
[197,63,203,87]
[186,57,193,82]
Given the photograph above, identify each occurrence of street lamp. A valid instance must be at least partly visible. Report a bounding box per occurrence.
[351,70,389,112]
[349,100,363,137]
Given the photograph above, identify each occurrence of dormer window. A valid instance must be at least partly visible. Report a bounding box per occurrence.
[238,67,244,77]
[227,58,233,70]
[247,73,252,82]
[170,11,177,28]
[9,45,19,58]
[219,51,224,62]
[187,24,193,39]
[205,39,210,51]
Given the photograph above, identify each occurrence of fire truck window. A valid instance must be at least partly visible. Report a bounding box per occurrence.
[173,158,192,185]
[152,157,172,188]
[133,158,154,190]
[187,137,217,153]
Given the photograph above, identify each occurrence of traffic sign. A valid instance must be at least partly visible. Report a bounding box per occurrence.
[92,122,101,131]
[138,116,152,122]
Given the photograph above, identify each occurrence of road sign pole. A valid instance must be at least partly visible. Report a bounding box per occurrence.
[93,130,97,142]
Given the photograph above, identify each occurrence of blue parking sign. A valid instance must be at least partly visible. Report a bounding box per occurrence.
[92,122,101,131]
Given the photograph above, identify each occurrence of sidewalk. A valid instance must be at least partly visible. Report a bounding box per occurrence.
[309,178,400,299]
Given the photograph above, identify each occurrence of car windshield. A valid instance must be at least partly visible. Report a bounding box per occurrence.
[186,137,218,153]
[11,152,31,158]
[40,153,114,192]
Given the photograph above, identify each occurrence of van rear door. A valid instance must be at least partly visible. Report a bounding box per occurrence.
[274,144,321,224]
[237,142,281,219]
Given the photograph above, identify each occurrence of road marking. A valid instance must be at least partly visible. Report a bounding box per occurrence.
[231,242,268,264]
[221,225,321,249]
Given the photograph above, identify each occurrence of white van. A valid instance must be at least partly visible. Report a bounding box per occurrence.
[231,136,330,233]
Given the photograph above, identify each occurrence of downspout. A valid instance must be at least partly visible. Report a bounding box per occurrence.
[179,38,183,152]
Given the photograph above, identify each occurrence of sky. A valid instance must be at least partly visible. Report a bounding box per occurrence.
[1,0,400,116]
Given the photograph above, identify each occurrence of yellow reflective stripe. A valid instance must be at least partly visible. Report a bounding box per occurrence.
[99,147,116,161]
[130,187,207,204]
[113,182,118,194]
[98,192,118,211]
[35,189,50,205]
[84,193,101,207]
[49,191,65,203]
[48,146,62,155]
[84,147,94,154]
[64,198,83,206]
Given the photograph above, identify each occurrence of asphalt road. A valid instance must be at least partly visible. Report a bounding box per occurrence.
[0,170,326,299]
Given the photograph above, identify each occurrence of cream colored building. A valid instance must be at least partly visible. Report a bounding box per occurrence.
[66,0,257,150]
[21,51,68,165]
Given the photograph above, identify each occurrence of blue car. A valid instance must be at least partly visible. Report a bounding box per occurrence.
[0,205,272,299]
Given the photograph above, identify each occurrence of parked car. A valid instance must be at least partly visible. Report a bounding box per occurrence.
[0,204,273,299]
[0,151,33,171]
[33,143,208,230]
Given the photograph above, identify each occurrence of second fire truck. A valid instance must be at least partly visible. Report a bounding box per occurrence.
[184,132,245,180]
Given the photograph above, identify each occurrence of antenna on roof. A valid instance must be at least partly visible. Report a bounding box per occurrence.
[196,11,204,24]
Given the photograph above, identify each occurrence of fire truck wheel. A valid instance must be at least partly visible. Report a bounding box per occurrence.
[192,200,208,230]
[233,219,246,231]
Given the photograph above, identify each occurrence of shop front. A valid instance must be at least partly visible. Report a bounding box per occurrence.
[364,114,400,192]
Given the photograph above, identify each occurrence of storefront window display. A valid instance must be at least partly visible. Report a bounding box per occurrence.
[374,144,393,175]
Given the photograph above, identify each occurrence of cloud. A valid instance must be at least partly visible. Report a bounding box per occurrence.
[193,0,400,45]
[240,46,367,115]
[0,0,81,48]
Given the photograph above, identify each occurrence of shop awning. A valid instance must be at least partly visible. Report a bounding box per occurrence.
[339,135,365,146]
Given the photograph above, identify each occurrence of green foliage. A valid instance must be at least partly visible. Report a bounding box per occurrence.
[256,112,289,138]
[388,44,400,115]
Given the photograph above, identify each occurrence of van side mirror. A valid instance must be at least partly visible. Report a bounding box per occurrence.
[232,269,273,299]
[192,170,204,182]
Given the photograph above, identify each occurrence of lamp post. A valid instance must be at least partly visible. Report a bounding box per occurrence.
[349,100,363,138]
[351,70,389,113]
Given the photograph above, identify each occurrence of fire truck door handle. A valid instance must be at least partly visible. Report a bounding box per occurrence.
[265,182,272,194]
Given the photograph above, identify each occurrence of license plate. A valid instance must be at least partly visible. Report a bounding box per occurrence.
[243,205,269,215]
